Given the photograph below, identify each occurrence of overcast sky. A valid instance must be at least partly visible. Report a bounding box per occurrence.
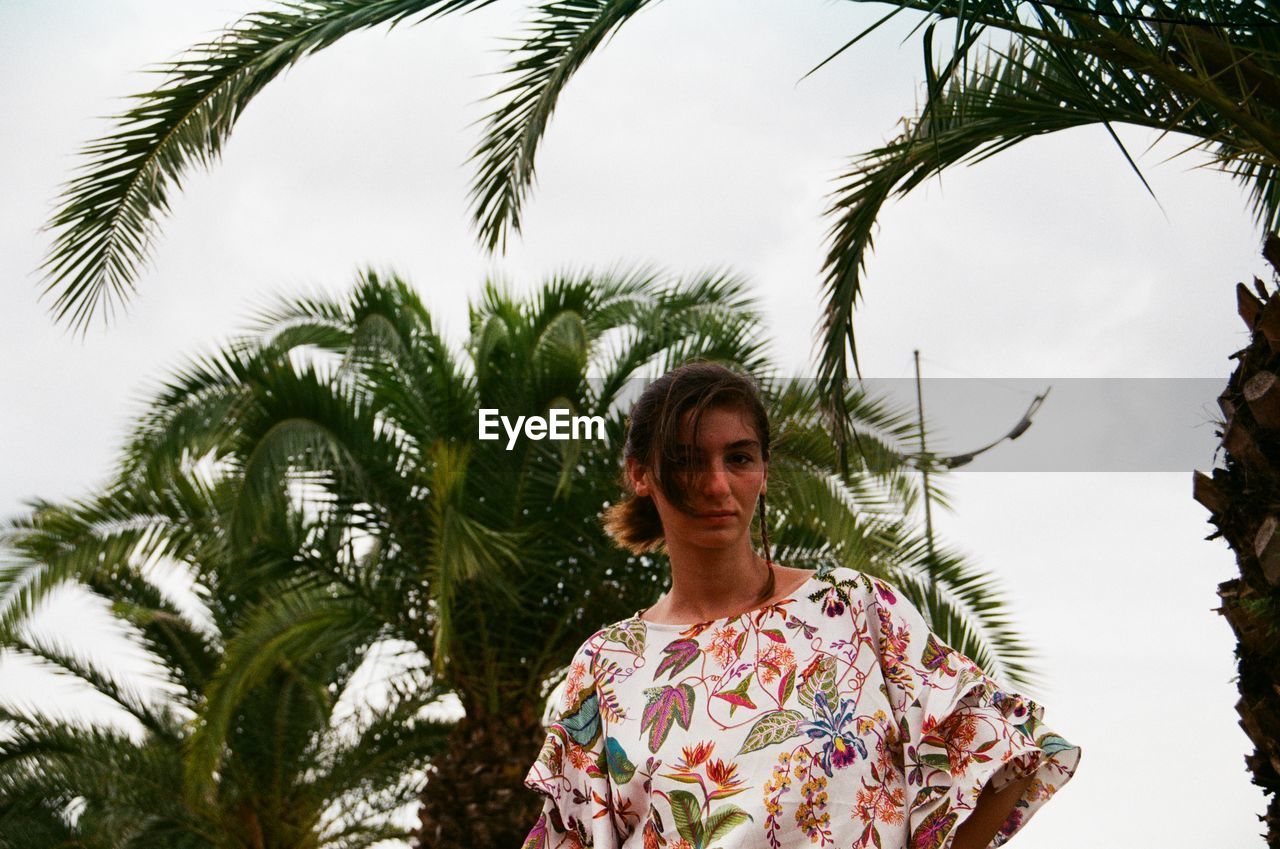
[0,1,1269,845]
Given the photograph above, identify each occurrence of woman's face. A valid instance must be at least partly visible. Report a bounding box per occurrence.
[626,404,767,554]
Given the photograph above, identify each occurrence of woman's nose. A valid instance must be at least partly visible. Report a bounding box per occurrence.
[699,462,731,496]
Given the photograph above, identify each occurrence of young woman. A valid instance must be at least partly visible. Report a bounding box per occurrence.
[522,362,1079,849]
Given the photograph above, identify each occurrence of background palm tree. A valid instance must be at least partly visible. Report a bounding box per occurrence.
[6,265,1032,847]
[0,466,453,848]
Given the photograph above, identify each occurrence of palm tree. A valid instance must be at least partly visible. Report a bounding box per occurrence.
[1195,235,1280,845]
[0,467,454,848]
[4,265,1031,846]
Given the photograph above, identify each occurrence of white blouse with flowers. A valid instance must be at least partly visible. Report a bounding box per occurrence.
[521,565,1079,849]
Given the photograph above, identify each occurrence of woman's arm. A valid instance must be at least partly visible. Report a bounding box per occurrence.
[949,773,1036,849]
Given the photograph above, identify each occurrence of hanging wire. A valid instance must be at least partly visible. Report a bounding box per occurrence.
[919,355,1045,399]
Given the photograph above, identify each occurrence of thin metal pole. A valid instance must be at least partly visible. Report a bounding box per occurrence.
[913,349,936,623]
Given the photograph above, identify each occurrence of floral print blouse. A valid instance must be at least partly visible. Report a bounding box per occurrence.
[521,566,1079,849]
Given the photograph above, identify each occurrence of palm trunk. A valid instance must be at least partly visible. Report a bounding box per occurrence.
[1195,234,1280,846]
[412,700,546,848]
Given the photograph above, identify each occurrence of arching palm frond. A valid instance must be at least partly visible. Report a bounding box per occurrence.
[39,0,493,332]
[2,629,182,744]
[0,483,218,651]
[808,0,1280,452]
[0,787,84,849]
[182,583,382,804]
[469,0,656,250]
[819,28,1278,403]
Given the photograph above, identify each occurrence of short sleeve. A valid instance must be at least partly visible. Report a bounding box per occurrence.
[521,638,617,849]
[867,578,1080,848]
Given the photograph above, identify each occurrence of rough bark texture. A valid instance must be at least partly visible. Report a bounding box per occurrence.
[411,702,546,849]
[1196,235,1280,846]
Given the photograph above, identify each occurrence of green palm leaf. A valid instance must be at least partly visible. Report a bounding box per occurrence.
[469,0,656,250]
[39,0,491,332]
[182,583,380,803]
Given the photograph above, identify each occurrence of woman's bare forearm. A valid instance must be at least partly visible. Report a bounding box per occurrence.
[949,773,1036,849]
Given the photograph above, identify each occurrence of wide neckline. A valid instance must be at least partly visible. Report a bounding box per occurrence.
[633,573,823,631]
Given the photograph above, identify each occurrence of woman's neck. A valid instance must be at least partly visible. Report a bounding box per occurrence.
[654,540,772,622]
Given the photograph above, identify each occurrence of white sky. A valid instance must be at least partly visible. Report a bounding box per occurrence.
[0,1,1268,845]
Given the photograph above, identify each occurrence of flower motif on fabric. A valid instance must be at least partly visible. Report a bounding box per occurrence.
[707,624,741,668]
[799,691,869,777]
[756,641,796,685]
[876,607,913,689]
[658,739,753,849]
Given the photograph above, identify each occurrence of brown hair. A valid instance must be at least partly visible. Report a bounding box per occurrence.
[602,361,774,562]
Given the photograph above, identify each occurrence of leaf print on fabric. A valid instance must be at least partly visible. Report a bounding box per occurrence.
[561,688,601,748]
[641,684,696,753]
[1038,733,1077,756]
[919,633,956,676]
[604,618,648,654]
[908,784,948,810]
[714,673,758,715]
[597,681,628,723]
[535,730,564,773]
[655,638,701,680]
[738,709,805,755]
[797,654,838,710]
[705,804,752,846]
[909,800,958,849]
[666,784,753,848]
[520,812,548,849]
[606,736,637,784]
[776,666,796,705]
[668,789,702,844]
